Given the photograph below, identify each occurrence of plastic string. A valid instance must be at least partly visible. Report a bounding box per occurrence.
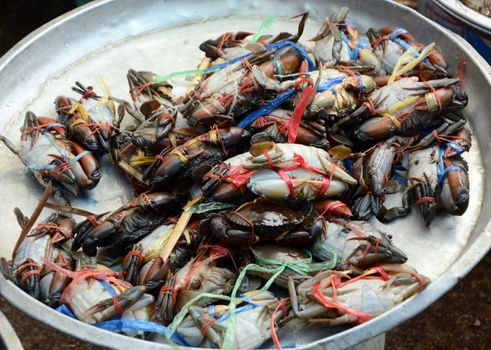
[251,13,277,43]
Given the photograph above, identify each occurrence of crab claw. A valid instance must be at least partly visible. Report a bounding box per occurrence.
[138,257,170,286]
[151,272,176,326]
[83,285,147,323]
[438,157,470,217]
[413,182,438,227]
[347,234,408,270]
[77,220,118,256]
[14,259,41,300]
[199,31,253,59]
[351,194,375,220]
[123,244,145,286]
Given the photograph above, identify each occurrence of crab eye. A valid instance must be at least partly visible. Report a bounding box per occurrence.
[190,278,202,289]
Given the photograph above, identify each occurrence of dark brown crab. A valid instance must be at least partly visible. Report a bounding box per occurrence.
[209,200,325,246]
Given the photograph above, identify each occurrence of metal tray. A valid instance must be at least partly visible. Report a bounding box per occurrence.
[0,310,23,350]
[433,0,491,36]
[0,0,490,349]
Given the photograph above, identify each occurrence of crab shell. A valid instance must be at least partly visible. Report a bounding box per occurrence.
[227,201,312,235]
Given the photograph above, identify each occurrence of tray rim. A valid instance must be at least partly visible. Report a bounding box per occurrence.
[0,0,490,349]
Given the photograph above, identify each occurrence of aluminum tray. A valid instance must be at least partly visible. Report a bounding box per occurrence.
[433,0,491,36]
[0,0,490,349]
[0,310,23,350]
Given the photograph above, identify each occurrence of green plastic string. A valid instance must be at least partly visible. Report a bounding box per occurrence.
[251,12,277,43]
[165,253,335,348]
[310,244,338,269]
[165,264,285,348]
[221,264,285,349]
[153,68,206,84]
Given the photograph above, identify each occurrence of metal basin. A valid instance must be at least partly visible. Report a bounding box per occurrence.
[0,310,23,350]
[433,0,491,36]
[0,0,490,349]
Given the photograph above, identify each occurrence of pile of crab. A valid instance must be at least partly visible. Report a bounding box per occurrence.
[0,7,472,350]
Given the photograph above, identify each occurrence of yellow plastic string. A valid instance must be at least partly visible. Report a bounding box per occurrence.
[384,95,420,115]
[388,43,435,84]
[97,74,116,115]
[380,113,402,129]
[425,92,440,112]
[172,150,189,165]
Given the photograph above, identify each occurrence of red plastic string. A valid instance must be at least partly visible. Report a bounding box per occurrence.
[41,258,131,305]
[159,284,177,305]
[20,269,41,282]
[182,259,206,290]
[156,113,176,125]
[457,59,467,82]
[411,272,427,287]
[112,296,124,314]
[82,87,97,100]
[288,85,316,143]
[200,310,217,336]
[416,197,435,205]
[232,211,255,242]
[313,277,373,323]
[228,165,256,187]
[318,200,352,218]
[124,250,144,267]
[87,215,101,227]
[262,151,274,168]
[277,169,295,197]
[270,298,288,350]
[129,82,153,100]
[216,32,232,52]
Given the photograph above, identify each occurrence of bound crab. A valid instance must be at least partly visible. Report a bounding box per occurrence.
[311,219,407,274]
[250,67,377,144]
[312,7,384,75]
[172,291,285,349]
[199,12,308,61]
[203,142,357,203]
[71,192,179,256]
[55,82,116,156]
[8,209,75,305]
[353,77,468,143]
[367,26,449,80]
[208,199,325,246]
[288,264,429,326]
[181,34,311,130]
[110,127,196,191]
[0,111,100,196]
[250,109,329,150]
[351,136,414,220]
[379,143,470,226]
[144,127,247,190]
[123,69,180,150]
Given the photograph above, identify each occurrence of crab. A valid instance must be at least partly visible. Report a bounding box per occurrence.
[208,200,325,246]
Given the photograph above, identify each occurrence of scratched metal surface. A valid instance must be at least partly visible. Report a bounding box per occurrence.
[0,0,490,349]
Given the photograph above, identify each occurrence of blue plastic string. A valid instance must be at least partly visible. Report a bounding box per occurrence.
[98,277,118,297]
[27,163,57,171]
[446,142,464,156]
[202,40,315,75]
[437,146,460,187]
[70,150,91,164]
[215,302,259,323]
[317,76,345,93]
[92,320,189,346]
[237,88,297,128]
